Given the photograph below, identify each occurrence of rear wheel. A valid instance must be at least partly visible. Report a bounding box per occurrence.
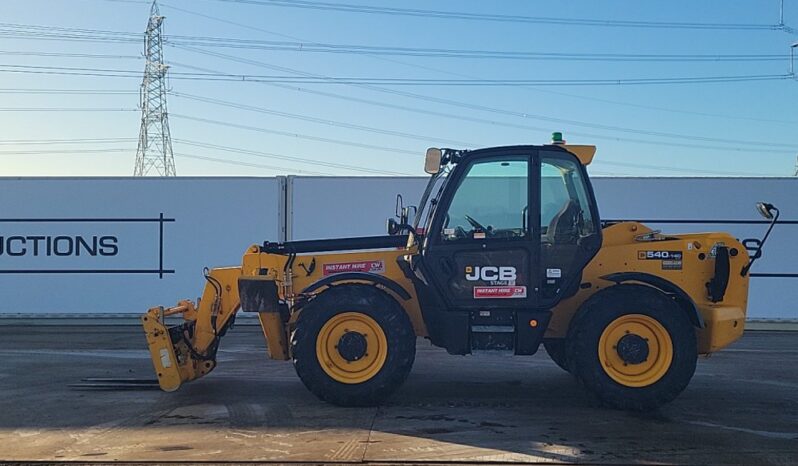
[566,284,697,411]
[291,284,416,406]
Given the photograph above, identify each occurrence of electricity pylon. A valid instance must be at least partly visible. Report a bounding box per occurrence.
[133,0,176,176]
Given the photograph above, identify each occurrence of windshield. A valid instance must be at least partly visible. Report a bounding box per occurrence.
[410,165,452,241]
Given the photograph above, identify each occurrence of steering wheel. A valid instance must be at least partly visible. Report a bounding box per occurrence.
[464,214,488,232]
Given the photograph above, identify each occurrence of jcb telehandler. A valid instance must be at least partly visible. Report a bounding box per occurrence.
[142,134,777,410]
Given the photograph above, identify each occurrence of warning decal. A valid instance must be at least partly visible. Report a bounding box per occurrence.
[323,260,385,276]
[474,286,527,299]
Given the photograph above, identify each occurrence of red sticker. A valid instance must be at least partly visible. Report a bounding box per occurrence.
[323,260,385,276]
[473,286,527,299]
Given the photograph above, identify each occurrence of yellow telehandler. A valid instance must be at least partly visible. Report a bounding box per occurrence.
[141,134,778,410]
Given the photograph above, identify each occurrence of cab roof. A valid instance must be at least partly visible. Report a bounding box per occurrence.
[446,144,596,166]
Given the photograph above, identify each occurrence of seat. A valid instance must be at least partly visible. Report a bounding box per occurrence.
[546,200,579,244]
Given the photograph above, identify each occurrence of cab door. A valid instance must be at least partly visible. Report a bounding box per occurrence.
[422,152,538,310]
[538,150,602,307]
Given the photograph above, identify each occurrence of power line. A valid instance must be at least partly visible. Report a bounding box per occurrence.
[174,139,414,176]
[0,22,141,40]
[517,86,798,126]
[595,160,782,177]
[170,114,421,156]
[0,50,140,60]
[362,85,798,148]
[0,134,407,175]
[0,88,138,95]
[164,2,798,128]
[167,91,798,163]
[170,116,790,177]
[105,0,795,34]
[162,42,778,63]
[0,145,333,176]
[162,60,788,176]
[170,91,479,146]
[147,35,793,62]
[1,62,790,87]
[0,25,140,45]
[166,41,789,62]
[0,137,135,145]
[209,0,785,31]
[173,152,332,176]
[0,148,132,155]
[3,20,792,171]
[4,21,784,63]
[0,139,776,178]
[0,107,137,112]
[172,46,798,151]
[0,12,792,177]
[0,64,142,79]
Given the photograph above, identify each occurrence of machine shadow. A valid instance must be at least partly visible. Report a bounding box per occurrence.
[3,330,793,464]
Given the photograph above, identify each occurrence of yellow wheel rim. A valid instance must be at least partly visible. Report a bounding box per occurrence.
[598,314,673,388]
[316,312,388,384]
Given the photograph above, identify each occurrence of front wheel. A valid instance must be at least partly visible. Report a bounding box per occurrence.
[566,284,697,411]
[291,284,416,407]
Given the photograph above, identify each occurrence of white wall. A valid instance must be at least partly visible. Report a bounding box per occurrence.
[0,177,280,313]
[290,176,428,241]
[0,175,795,318]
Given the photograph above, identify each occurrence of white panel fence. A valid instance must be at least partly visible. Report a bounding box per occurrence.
[0,176,795,319]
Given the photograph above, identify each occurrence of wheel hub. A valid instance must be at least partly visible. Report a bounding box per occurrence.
[597,314,673,388]
[616,333,649,365]
[337,331,368,362]
[316,312,388,384]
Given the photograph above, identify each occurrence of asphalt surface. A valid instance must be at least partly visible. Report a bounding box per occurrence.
[0,326,796,465]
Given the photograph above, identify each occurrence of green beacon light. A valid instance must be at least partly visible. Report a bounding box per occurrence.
[552,131,566,145]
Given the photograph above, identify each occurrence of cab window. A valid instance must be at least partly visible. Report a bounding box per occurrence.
[541,156,596,244]
[441,158,528,241]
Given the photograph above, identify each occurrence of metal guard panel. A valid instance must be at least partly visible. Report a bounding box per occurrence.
[600,271,706,328]
[238,276,280,313]
[302,272,412,300]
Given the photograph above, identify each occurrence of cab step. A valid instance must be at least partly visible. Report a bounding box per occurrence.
[470,311,515,351]
[469,310,552,354]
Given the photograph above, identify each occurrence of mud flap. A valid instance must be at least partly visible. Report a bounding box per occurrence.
[141,308,182,392]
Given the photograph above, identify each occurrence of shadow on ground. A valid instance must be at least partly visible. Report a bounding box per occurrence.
[0,326,796,464]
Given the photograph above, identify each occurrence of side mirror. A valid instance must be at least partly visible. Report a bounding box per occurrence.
[425,148,442,174]
[742,202,779,277]
[756,202,775,220]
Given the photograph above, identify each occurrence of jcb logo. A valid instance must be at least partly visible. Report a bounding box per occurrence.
[465,266,517,282]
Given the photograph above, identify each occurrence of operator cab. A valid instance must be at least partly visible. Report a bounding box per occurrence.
[398,134,603,354]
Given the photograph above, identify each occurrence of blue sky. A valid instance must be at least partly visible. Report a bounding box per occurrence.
[1,0,797,177]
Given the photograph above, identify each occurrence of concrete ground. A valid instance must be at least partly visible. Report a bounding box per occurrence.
[0,326,796,465]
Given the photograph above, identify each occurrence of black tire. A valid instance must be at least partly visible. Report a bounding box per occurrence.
[543,339,570,373]
[291,284,416,407]
[566,284,697,411]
